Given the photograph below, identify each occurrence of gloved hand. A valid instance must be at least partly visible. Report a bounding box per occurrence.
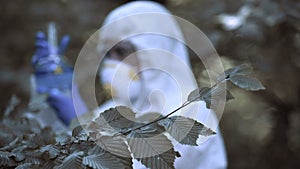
[32,31,87,125]
[32,31,70,68]
[47,87,87,125]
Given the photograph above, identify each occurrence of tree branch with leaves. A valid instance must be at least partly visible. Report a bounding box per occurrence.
[0,64,265,169]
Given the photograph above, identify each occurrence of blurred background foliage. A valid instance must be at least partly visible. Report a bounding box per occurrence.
[0,0,299,168]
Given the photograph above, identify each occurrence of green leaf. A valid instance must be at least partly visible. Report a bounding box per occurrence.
[158,116,215,146]
[127,128,176,169]
[55,151,84,169]
[229,75,266,91]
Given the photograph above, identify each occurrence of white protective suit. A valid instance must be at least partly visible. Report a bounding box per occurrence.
[96,1,227,169]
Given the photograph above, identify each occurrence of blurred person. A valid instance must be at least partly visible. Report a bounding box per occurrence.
[95,1,227,168]
[30,29,88,129]
[31,1,227,168]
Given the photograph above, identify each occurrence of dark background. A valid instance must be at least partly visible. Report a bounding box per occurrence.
[0,0,299,168]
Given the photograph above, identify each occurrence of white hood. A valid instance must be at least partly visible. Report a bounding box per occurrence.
[97,1,227,169]
[98,1,198,117]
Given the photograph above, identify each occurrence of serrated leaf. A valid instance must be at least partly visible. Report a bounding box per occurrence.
[2,118,41,137]
[83,152,132,169]
[55,151,84,169]
[23,133,45,149]
[15,163,39,169]
[39,145,60,159]
[55,134,71,146]
[41,156,63,169]
[127,128,176,169]
[90,106,140,135]
[72,125,87,137]
[218,64,254,82]
[96,136,130,157]
[0,151,15,167]
[40,127,56,145]
[94,136,133,168]
[229,75,265,91]
[86,121,103,134]
[83,154,115,169]
[10,152,25,162]
[88,145,133,169]
[100,106,136,129]
[0,137,19,151]
[203,86,235,110]
[139,148,177,169]
[88,145,105,155]
[70,141,94,154]
[158,116,215,146]
[11,145,27,162]
[72,125,89,142]
[188,86,234,109]
[24,151,43,165]
[41,159,61,169]
[217,64,265,91]
[135,112,164,123]
[187,87,210,102]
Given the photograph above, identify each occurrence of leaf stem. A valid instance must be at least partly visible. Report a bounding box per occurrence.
[121,99,197,135]
[121,78,228,136]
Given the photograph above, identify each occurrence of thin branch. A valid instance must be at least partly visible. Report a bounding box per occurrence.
[119,76,228,136]
[121,100,194,135]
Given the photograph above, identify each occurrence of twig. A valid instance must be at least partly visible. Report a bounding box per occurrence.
[120,77,227,136]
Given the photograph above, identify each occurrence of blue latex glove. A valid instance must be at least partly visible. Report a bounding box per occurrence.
[47,88,87,125]
[32,31,87,125]
[47,89,76,125]
[32,31,70,73]
[33,31,69,61]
